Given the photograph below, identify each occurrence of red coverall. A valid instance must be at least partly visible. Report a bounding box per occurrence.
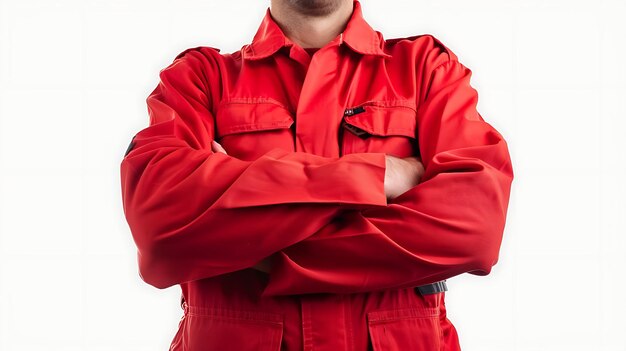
[119,1,514,350]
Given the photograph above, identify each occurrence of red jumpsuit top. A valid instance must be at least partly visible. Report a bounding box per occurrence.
[119,1,514,350]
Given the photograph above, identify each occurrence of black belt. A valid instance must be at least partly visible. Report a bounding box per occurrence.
[415,280,447,295]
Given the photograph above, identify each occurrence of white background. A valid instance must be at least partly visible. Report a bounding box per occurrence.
[1,0,625,350]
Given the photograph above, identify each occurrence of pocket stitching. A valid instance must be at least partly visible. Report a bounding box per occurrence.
[216,101,295,137]
[186,305,284,324]
[367,306,440,323]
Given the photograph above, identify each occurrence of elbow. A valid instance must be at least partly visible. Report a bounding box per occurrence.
[137,245,177,289]
[468,253,498,276]
[134,230,178,289]
[122,190,189,289]
[462,238,500,277]
[467,220,506,277]
[469,159,512,276]
[132,224,235,289]
[121,178,187,289]
[138,256,172,290]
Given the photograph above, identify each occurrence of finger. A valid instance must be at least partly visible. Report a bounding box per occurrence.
[211,140,227,154]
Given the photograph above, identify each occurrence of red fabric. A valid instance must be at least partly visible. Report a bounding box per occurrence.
[119,0,514,350]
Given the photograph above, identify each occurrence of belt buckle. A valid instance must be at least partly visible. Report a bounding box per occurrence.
[415,280,447,295]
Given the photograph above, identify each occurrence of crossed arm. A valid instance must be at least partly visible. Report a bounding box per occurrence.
[120,48,513,294]
[209,140,426,275]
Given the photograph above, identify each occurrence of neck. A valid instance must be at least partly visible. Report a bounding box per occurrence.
[269,0,354,49]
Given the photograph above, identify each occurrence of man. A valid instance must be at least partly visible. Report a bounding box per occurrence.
[119,0,514,350]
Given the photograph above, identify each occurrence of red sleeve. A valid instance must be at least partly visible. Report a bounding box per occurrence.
[261,57,515,296]
[119,48,388,289]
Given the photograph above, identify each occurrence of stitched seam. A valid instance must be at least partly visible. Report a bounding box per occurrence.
[187,313,284,326]
[417,59,460,116]
[220,97,290,110]
[367,307,440,322]
[355,99,417,112]
[187,306,283,322]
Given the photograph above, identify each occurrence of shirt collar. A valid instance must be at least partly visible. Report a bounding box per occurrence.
[243,0,391,60]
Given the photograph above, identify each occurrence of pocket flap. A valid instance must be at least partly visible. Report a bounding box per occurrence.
[216,102,295,137]
[343,105,416,138]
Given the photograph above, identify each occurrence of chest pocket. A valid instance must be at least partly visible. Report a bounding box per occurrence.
[215,101,295,161]
[340,103,419,158]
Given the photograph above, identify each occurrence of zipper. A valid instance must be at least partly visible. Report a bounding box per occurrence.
[342,105,368,137]
[344,105,366,117]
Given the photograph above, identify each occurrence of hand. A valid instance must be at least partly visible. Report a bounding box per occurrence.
[384,154,425,200]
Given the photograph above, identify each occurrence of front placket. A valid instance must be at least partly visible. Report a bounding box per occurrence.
[300,293,351,351]
[290,34,345,158]
[287,34,351,350]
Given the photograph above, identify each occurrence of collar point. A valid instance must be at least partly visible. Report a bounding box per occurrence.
[243,44,273,61]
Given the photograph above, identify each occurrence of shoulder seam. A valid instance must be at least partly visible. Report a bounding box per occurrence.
[384,34,430,43]
[174,46,222,61]
[384,33,457,62]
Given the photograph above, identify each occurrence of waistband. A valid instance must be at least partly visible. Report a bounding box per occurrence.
[180,280,447,310]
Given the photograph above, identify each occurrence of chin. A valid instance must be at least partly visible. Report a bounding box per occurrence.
[287,0,345,17]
